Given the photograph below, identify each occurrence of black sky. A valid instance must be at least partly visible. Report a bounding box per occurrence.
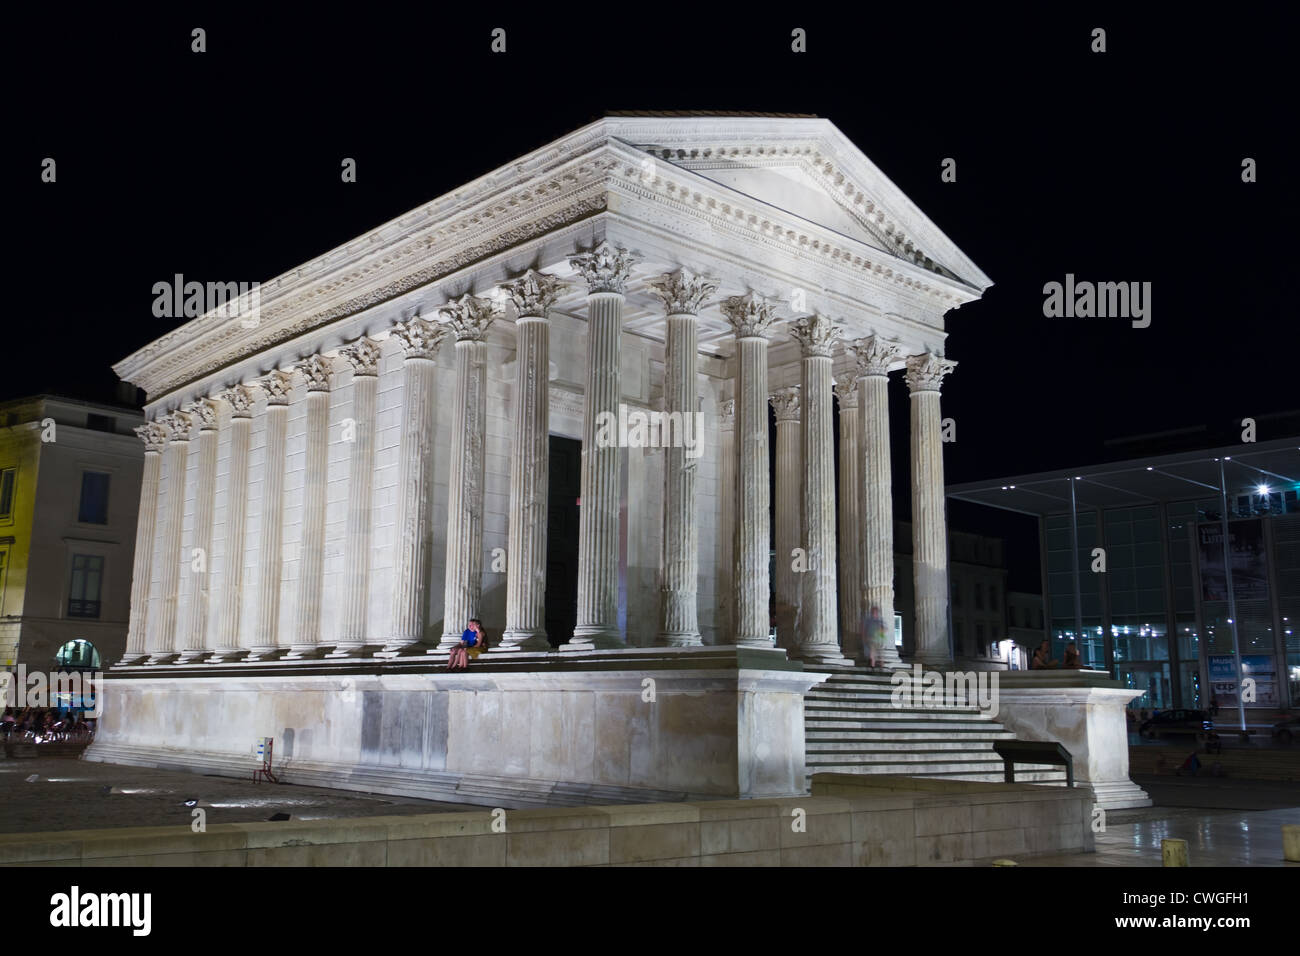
[11,7,1296,587]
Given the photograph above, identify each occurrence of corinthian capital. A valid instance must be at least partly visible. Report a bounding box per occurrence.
[135,421,169,453]
[160,410,195,442]
[260,369,297,405]
[296,354,336,392]
[339,337,382,377]
[904,351,957,393]
[500,270,567,319]
[833,379,858,409]
[848,335,903,378]
[568,241,639,295]
[769,385,801,423]
[790,313,841,358]
[184,399,219,431]
[391,317,447,361]
[218,384,257,418]
[438,293,497,341]
[720,292,779,340]
[648,268,719,316]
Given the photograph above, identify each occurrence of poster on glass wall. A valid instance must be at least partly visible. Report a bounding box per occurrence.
[1207,654,1278,709]
[1198,520,1268,602]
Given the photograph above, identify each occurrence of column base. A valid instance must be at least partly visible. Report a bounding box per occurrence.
[143,653,180,666]
[246,646,288,662]
[116,654,150,667]
[324,643,383,660]
[795,645,854,667]
[284,644,331,661]
[655,632,703,648]
[205,649,251,663]
[374,641,434,659]
[497,630,550,652]
[565,627,625,651]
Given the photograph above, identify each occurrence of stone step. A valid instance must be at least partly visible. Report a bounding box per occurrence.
[805,705,999,722]
[805,694,988,711]
[805,736,1014,750]
[804,723,1017,739]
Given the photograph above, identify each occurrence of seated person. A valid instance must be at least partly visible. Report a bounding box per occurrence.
[447,618,486,671]
[1062,642,1082,668]
[1031,640,1058,669]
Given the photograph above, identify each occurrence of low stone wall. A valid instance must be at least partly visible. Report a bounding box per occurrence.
[86,648,826,806]
[0,774,1093,867]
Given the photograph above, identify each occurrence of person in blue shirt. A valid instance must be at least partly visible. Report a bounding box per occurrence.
[447,618,485,671]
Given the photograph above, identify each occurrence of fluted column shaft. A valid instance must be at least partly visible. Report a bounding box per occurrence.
[251,386,290,659]
[656,311,701,645]
[792,316,846,664]
[180,408,219,661]
[733,336,773,647]
[716,401,736,646]
[770,387,801,652]
[440,297,494,648]
[907,353,957,666]
[149,417,190,663]
[333,342,380,656]
[836,383,862,660]
[388,346,440,652]
[123,425,164,663]
[573,290,626,648]
[214,405,252,661]
[853,337,904,669]
[290,365,331,658]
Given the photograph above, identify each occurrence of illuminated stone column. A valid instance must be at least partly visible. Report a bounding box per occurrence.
[248,369,294,661]
[209,385,255,662]
[720,293,778,648]
[716,400,736,645]
[178,399,219,663]
[329,339,382,657]
[288,355,335,659]
[499,271,566,652]
[791,314,848,665]
[384,318,448,655]
[121,421,166,664]
[769,385,801,652]
[834,377,862,662]
[570,241,638,651]
[437,294,496,651]
[147,411,193,664]
[850,335,904,668]
[906,351,957,667]
[649,268,718,647]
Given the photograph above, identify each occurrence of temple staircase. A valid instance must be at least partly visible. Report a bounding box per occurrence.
[803,669,1069,785]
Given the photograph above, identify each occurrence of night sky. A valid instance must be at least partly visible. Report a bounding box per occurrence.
[12,8,1295,589]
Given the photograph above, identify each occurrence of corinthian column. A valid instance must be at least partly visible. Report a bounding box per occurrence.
[791,314,848,664]
[147,411,192,664]
[649,268,718,647]
[850,335,904,668]
[720,293,778,648]
[906,351,957,667]
[834,378,861,661]
[329,339,382,657]
[499,271,566,652]
[287,355,334,659]
[209,385,255,662]
[769,385,801,652]
[249,369,294,661]
[384,318,447,655]
[437,294,496,650]
[178,400,219,663]
[570,241,638,651]
[121,421,166,664]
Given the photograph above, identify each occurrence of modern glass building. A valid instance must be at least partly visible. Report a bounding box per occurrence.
[948,436,1299,720]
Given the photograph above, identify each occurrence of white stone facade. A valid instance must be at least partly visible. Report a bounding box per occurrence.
[113,116,991,664]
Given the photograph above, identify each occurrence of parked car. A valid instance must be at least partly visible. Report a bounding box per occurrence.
[1272,715,1299,745]
[1139,709,1213,740]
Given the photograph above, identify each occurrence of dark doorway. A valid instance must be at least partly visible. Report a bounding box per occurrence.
[545,435,581,647]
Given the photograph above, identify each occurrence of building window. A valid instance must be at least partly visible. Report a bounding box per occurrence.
[952,581,961,607]
[990,584,999,608]
[54,639,100,671]
[68,554,104,618]
[85,414,116,434]
[975,622,985,654]
[0,467,15,520]
[77,472,110,524]
[974,583,983,610]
